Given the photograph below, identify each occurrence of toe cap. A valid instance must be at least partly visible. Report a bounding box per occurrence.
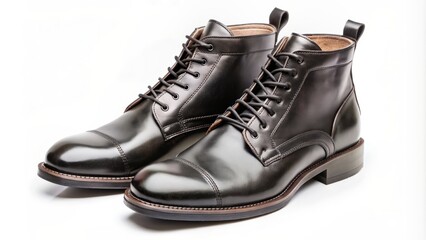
[130,158,220,207]
[45,131,127,176]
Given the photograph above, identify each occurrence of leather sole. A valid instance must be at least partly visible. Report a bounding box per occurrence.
[124,138,364,221]
[37,163,133,189]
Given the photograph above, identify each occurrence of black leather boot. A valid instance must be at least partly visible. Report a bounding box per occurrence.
[125,20,365,221]
[38,8,289,189]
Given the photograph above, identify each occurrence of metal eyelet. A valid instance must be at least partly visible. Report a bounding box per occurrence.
[194,72,200,78]
[183,84,189,90]
[161,105,169,111]
[207,44,214,52]
[201,58,207,65]
[285,83,292,92]
[172,93,179,100]
[292,70,298,78]
[260,123,267,129]
[251,131,259,139]
[297,57,304,64]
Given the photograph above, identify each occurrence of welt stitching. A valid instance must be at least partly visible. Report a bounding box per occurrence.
[175,158,222,206]
[88,130,131,174]
[41,164,134,180]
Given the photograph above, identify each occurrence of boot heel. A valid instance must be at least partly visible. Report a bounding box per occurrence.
[315,139,364,185]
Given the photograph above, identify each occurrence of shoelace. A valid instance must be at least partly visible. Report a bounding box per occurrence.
[138,35,213,110]
[217,52,304,137]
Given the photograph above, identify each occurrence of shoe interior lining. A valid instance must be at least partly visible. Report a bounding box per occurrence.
[228,24,276,36]
[308,35,354,51]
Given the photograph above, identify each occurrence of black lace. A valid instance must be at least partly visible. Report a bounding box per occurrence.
[138,35,213,110]
[217,52,303,137]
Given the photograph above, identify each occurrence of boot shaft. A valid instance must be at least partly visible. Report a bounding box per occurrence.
[126,8,289,140]
[212,20,365,164]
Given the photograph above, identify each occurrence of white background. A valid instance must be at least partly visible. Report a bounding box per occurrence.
[0,0,425,239]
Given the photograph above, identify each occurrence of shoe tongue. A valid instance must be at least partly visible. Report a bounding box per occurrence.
[200,20,233,39]
[281,33,322,53]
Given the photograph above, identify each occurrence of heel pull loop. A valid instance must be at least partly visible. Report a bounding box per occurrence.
[343,20,365,42]
[269,8,289,40]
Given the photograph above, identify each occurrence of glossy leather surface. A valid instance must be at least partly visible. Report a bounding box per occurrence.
[44,14,283,177]
[131,21,364,207]
[332,90,361,151]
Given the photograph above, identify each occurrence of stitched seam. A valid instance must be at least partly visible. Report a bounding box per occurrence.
[88,130,131,175]
[201,35,274,41]
[151,46,189,136]
[266,140,329,166]
[128,139,362,210]
[271,61,353,136]
[163,114,219,128]
[175,158,222,206]
[165,124,211,140]
[275,130,331,149]
[331,90,355,137]
[214,48,274,55]
[178,53,222,129]
[41,164,134,180]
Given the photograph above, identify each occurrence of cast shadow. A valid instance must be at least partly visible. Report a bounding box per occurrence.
[126,213,231,231]
[56,188,124,198]
[40,185,124,199]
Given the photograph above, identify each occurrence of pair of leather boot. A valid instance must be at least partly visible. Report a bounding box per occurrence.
[38,8,365,221]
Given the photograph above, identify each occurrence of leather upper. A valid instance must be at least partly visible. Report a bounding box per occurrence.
[45,11,286,177]
[131,20,365,207]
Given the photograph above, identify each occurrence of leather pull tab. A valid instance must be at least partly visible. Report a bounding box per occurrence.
[269,8,289,35]
[343,20,365,42]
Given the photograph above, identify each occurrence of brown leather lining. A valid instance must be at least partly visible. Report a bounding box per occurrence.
[308,35,354,51]
[228,24,275,36]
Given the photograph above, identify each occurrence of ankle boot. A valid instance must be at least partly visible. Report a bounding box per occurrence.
[38,8,289,189]
[125,20,365,221]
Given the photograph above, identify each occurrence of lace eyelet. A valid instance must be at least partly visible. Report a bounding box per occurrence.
[251,131,259,139]
[292,70,298,78]
[161,105,169,111]
[194,72,200,78]
[184,84,189,90]
[285,82,292,92]
[276,99,283,104]
[201,58,207,65]
[269,111,276,117]
[207,44,214,52]
[260,123,267,129]
[172,93,179,100]
[297,57,304,64]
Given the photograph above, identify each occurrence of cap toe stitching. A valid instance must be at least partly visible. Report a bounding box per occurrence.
[88,130,130,175]
[175,158,222,207]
